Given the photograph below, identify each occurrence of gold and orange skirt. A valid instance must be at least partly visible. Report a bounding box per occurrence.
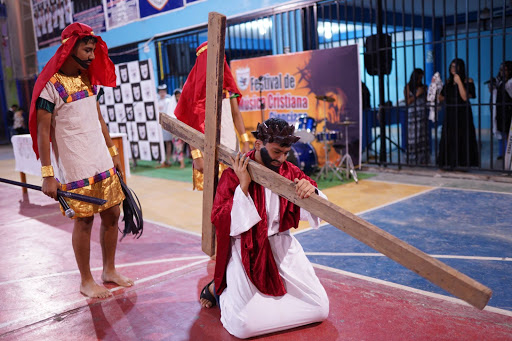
[59,167,125,218]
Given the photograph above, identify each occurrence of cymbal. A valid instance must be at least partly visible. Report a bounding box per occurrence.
[315,95,335,102]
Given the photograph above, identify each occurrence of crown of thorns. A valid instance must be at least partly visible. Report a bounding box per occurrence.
[251,121,300,146]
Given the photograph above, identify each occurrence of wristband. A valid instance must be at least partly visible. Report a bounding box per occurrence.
[240,132,250,143]
[41,165,54,178]
[191,149,203,160]
[109,145,119,157]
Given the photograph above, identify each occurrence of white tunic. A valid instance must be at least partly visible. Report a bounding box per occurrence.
[39,77,113,184]
[219,186,329,339]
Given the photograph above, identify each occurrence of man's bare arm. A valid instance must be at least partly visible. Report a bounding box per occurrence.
[37,108,59,199]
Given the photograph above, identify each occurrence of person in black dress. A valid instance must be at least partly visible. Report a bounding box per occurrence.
[495,61,512,159]
[438,58,479,169]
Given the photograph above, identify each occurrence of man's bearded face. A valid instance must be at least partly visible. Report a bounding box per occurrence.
[258,141,291,172]
[72,41,96,70]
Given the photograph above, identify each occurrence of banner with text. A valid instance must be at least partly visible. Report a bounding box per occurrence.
[230,45,361,167]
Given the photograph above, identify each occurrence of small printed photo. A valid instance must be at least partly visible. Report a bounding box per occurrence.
[107,105,116,122]
[139,60,150,80]
[132,83,142,102]
[145,102,156,121]
[150,142,161,161]
[130,142,140,159]
[119,64,129,84]
[113,86,122,103]
[118,123,127,135]
[137,122,147,141]
[125,104,135,121]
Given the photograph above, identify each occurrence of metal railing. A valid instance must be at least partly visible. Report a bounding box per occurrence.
[155,0,512,173]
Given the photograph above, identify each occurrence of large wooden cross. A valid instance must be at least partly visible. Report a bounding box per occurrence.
[160,12,492,310]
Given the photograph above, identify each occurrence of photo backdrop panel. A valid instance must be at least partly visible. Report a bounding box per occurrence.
[230,45,361,166]
[99,59,164,162]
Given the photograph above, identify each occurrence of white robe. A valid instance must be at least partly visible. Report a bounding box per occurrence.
[218,186,329,339]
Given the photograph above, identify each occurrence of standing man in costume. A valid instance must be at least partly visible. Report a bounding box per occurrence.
[199,118,329,339]
[29,23,133,298]
[174,41,250,190]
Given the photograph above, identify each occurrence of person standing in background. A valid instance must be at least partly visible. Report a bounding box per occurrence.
[437,58,478,169]
[174,41,251,190]
[170,88,186,168]
[404,68,429,165]
[492,61,512,160]
[157,84,175,167]
[7,104,18,140]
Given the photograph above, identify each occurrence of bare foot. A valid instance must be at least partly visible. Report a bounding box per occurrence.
[200,282,215,308]
[80,280,112,298]
[102,270,134,287]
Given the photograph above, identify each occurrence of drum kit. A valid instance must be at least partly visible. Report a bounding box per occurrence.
[288,94,358,183]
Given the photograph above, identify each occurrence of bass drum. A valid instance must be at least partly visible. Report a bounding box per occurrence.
[287,142,318,176]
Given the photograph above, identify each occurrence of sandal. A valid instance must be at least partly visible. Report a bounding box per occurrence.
[200,279,217,307]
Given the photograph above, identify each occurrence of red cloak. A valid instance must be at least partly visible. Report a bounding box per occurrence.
[29,22,116,158]
[211,150,318,296]
[174,41,241,134]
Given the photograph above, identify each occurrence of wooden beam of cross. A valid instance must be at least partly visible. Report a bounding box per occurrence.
[159,114,493,310]
[201,12,226,256]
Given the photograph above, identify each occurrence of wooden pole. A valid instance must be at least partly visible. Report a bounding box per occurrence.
[20,172,27,194]
[201,12,227,256]
[159,114,493,310]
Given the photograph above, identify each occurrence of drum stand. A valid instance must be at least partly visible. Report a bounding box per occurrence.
[315,96,344,182]
[336,121,358,183]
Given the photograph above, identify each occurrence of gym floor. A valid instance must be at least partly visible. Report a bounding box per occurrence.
[1,145,511,340]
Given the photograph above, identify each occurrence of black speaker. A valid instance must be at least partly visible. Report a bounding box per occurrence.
[364,34,393,76]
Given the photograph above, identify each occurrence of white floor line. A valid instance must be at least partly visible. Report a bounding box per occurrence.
[111,258,209,291]
[305,252,512,262]
[143,218,202,237]
[0,258,209,331]
[0,255,209,286]
[312,263,512,317]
